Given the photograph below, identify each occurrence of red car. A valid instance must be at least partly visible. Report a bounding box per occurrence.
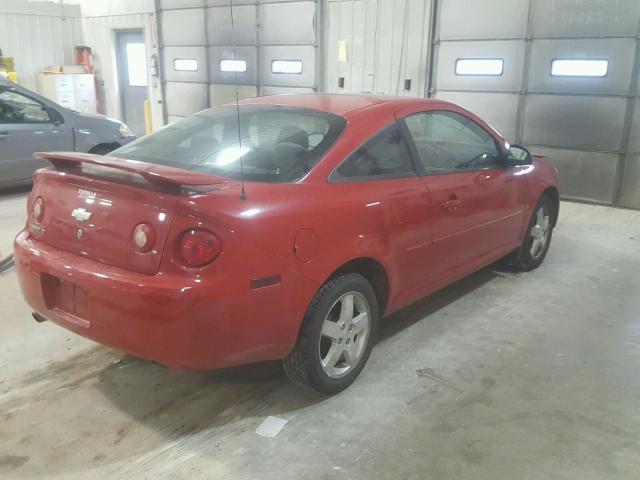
[14,94,558,394]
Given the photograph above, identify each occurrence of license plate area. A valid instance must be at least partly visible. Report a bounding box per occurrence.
[41,273,89,317]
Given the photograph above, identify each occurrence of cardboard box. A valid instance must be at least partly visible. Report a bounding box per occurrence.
[42,65,89,74]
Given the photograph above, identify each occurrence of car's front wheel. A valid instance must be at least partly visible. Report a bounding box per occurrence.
[283,273,378,394]
[89,143,119,155]
[516,194,555,271]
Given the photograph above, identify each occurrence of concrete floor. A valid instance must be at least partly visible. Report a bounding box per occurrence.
[1,191,640,480]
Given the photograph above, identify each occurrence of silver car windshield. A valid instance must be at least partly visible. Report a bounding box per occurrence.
[111,105,347,183]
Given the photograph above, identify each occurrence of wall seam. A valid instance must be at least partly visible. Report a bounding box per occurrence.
[612,15,640,205]
[424,0,438,98]
[514,0,535,145]
[203,5,211,107]
[154,0,168,125]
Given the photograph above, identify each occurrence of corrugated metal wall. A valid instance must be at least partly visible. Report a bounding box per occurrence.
[325,0,640,209]
[74,0,163,127]
[158,0,322,123]
[0,1,82,91]
[325,0,432,97]
[0,1,162,126]
[80,13,161,125]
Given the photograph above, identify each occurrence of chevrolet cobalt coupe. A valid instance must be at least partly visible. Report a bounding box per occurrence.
[14,95,559,394]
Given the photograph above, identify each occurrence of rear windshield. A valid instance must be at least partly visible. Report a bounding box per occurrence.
[111,105,347,183]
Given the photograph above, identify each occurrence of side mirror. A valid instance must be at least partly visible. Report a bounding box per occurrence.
[506,144,532,166]
[46,106,65,126]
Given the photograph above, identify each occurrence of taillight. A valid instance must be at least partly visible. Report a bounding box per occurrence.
[132,223,156,253]
[178,229,222,267]
[33,197,45,222]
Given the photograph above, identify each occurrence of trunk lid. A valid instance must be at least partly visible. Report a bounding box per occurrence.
[28,152,232,275]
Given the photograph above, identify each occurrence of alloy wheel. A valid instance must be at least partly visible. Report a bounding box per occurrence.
[319,291,371,378]
[530,205,551,259]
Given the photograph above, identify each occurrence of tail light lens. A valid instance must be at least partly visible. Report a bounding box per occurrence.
[132,223,156,253]
[178,229,222,267]
[33,197,45,222]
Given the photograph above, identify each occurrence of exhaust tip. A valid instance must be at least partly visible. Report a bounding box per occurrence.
[0,254,14,273]
[32,312,48,323]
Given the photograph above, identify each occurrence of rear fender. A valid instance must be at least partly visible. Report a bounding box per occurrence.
[161,194,321,358]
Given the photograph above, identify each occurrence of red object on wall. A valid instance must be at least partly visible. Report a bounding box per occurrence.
[74,46,93,73]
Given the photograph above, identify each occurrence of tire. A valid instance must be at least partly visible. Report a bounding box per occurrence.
[283,273,379,395]
[89,143,118,155]
[515,194,555,271]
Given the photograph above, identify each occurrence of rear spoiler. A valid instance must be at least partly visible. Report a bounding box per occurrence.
[34,152,230,188]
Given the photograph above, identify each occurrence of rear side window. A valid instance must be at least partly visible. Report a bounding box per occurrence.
[404,111,500,174]
[330,124,416,182]
[112,105,346,183]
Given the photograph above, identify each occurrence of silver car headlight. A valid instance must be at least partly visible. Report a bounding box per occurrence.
[118,123,134,138]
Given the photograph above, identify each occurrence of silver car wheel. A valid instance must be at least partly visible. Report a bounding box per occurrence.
[319,291,371,379]
[530,205,551,259]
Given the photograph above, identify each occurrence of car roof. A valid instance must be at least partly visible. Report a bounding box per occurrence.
[236,93,447,117]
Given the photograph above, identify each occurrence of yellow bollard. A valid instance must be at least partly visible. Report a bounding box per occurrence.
[143,100,152,134]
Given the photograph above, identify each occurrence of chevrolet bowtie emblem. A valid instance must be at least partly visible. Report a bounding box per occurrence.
[71,207,92,222]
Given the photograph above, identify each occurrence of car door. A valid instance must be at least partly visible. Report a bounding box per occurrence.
[399,108,527,282]
[0,86,73,186]
[329,122,435,300]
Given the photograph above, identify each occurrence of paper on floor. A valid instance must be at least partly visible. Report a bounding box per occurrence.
[255,416,288,438]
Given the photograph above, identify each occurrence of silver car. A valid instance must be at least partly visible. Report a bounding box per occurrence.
[0,78,136,188]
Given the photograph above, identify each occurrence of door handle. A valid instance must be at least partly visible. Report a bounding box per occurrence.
[441,195,461,213]
[0,132,10,139]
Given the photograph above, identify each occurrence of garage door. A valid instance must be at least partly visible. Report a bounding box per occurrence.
[325,0,433,97]
[158,0,321,124]
[432,0,640,207]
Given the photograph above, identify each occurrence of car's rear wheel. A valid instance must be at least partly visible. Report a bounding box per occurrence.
[283,273,378,394]
[515,194,555,271]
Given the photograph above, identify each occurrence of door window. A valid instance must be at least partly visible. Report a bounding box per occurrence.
[126,43,148,87]
[330,124,416,182]
[0,89,51,124]
[404,111,501,174]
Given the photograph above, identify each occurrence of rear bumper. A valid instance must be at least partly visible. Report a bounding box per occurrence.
[13,230,305,370]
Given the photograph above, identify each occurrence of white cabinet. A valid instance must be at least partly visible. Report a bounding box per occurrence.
[72,74,97,113]
[37,73,97,114]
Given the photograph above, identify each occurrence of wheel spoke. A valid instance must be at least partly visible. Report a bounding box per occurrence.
[342,343,358,366]
[536,208,544,225]
[531,238,542,256]
[322,343,344,370]
[542,215,550,230]
[351,312,368,334]
[321,320,342,339]
[530,238,538,255]
[531,225,541,238]
[338,293,354,324]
